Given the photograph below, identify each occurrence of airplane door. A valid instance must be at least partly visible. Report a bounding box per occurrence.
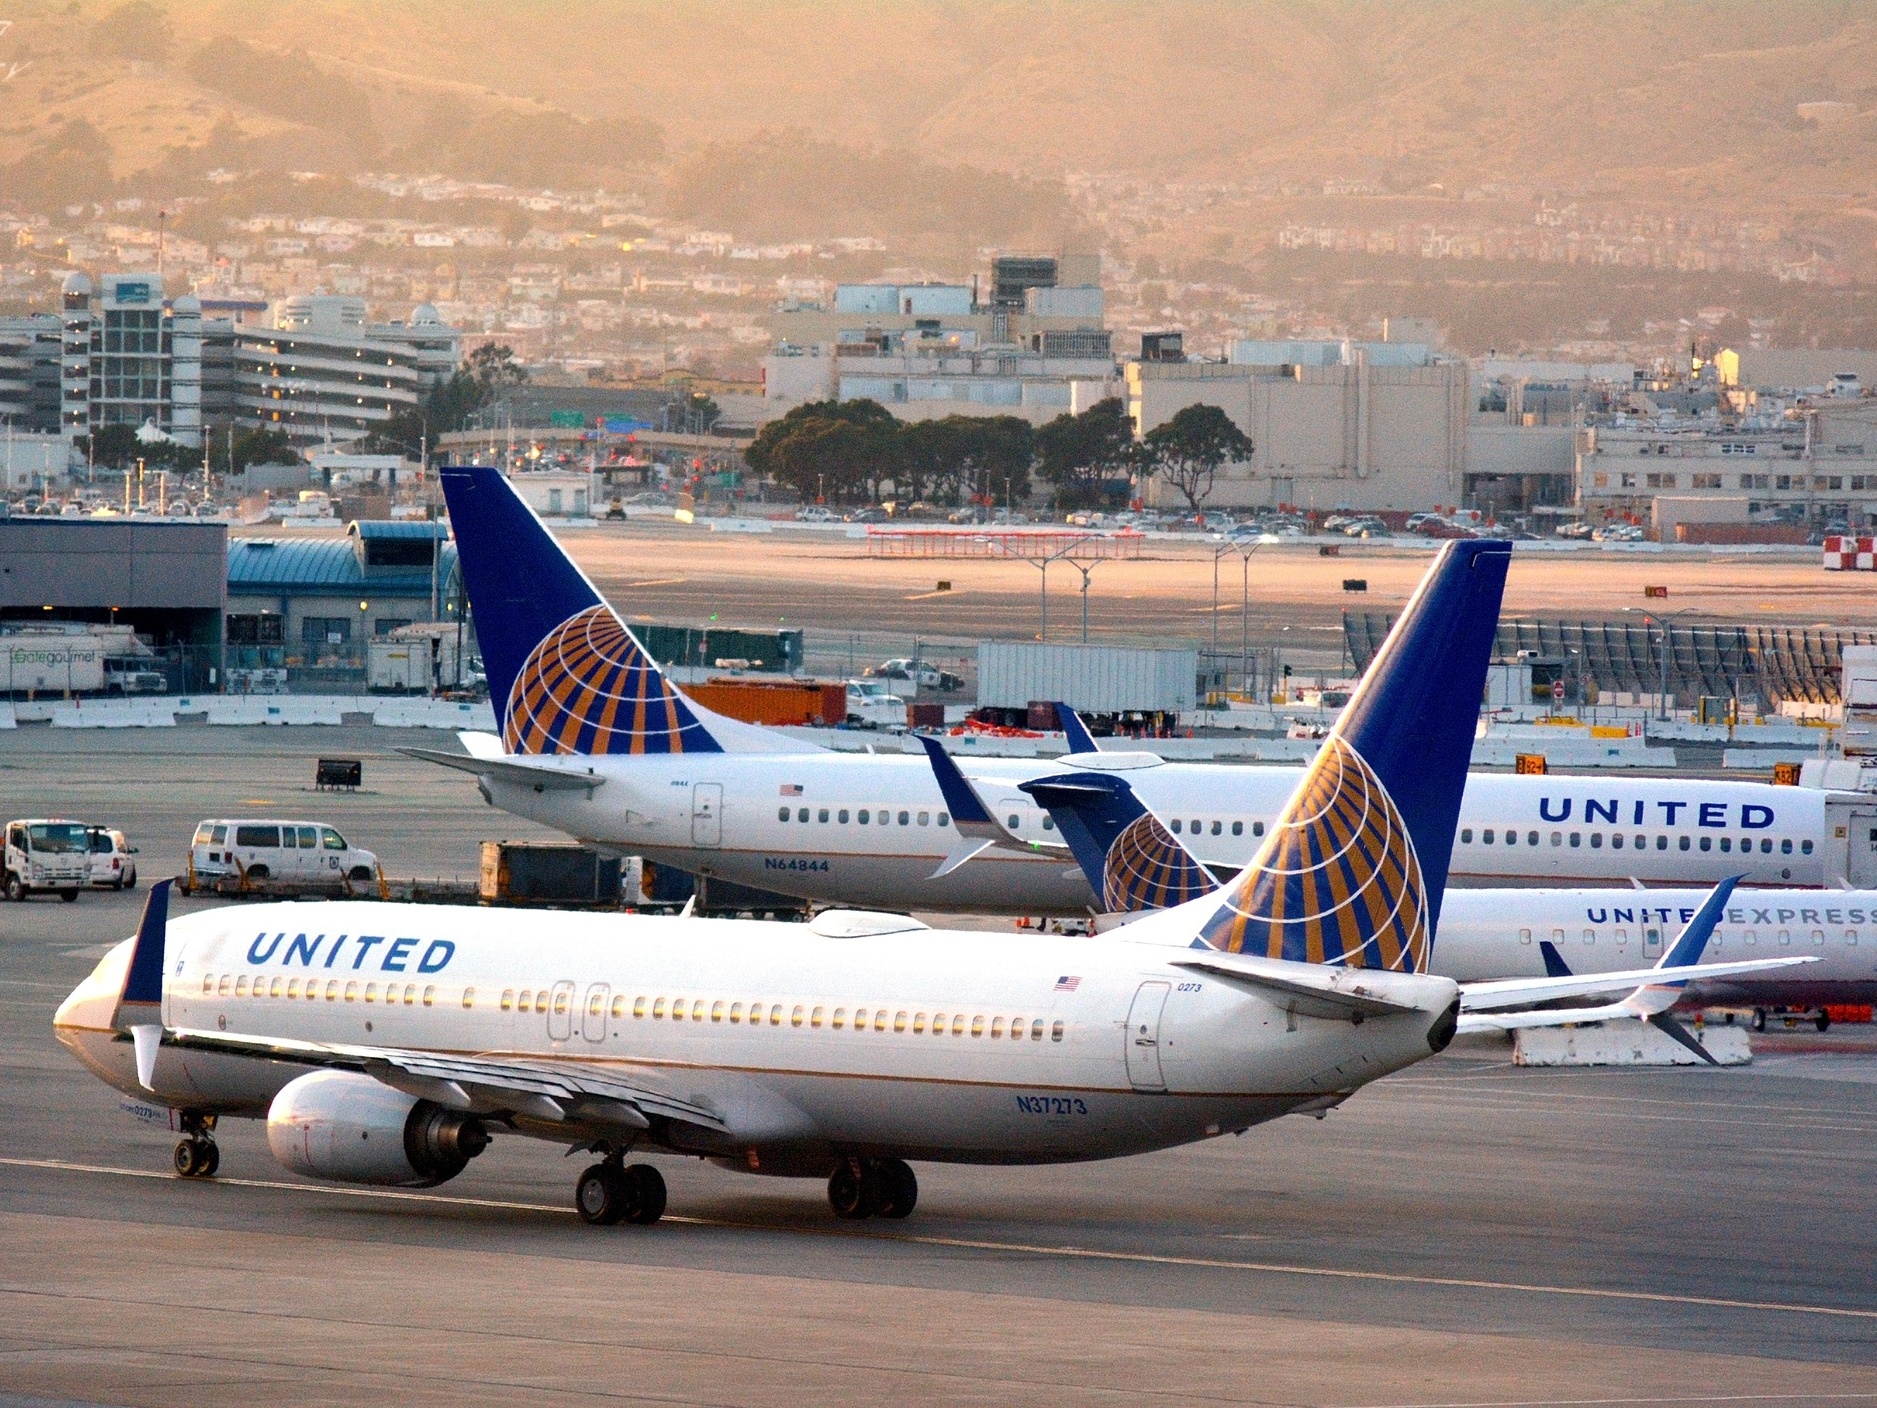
[547,980,576,1042]
[581,983,610,1043]
[1644,926,1662,959]
[1850,812,1877,888]
[1124,981,1171,1091]
[692,783,723,848]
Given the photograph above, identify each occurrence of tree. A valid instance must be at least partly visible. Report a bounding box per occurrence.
[467,342,528,391]
[1142,403,1252,514]
[231,427,298,472]
[1034,397,1136,510]
[935,415,1032,508]
[80,423,144,470]
[746,399,899,503]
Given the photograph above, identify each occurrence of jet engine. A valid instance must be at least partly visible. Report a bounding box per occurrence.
[267,1070,489,1187]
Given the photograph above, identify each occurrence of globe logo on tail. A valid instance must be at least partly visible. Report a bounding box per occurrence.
[1104,813,1213,914]
[504,606,716,755]
[1198,735,1428,971]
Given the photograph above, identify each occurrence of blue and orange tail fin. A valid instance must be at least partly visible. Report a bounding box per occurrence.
[1198,539,1510,971]
[441,465,787,756]
[1021,772,1214,913]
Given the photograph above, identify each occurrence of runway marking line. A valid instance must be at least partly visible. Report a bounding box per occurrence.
[5,1155,1876,1325]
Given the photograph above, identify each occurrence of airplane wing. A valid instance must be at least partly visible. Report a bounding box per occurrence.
[1460,955,1817,1012]
[1452,876,1819,1059]
[166,1026,729,1134]
[398,746,605,793]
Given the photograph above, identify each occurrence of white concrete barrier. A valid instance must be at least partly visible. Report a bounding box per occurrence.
[1514,1020,1750,1066]
[204,697,347,726]
[370,699,498,730]
[48,700,177,728]
[0,703,15,729]
[1723,747,1823,770]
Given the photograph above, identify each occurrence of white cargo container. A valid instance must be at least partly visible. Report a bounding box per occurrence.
[976,642,1197,715]
[367,624,467,693]
[0,629,113,694]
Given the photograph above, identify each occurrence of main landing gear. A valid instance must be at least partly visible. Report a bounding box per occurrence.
[173,1115,219,1179]
[574,1159,667,1226]
[827,1157,917,1221]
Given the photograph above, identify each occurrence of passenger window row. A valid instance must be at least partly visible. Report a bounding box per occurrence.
[202,973,437,1006]
[778,807,951,828]
[622,994,1067,1042]
[1169,818,1265,838]
[1459,828,1810,857]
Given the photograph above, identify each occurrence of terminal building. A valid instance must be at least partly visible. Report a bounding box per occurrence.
[762,255,1120,425]
[54,276,462,451]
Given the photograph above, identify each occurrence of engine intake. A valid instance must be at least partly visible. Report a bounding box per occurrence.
[268,1070,489,1187]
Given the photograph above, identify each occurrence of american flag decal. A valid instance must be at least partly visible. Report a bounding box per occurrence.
[1054,975,1081,992]
[779,783,804,796]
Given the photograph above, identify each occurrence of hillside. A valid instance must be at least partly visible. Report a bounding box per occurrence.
[3,0,1874,205]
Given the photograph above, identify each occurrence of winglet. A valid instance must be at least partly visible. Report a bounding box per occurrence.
[111,878,170,1032]
[915,735,1028,855]
[1656,875,1742,976]
[1056,704,1099,755]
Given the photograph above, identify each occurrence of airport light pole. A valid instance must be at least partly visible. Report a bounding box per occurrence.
[1640,608,1696,722]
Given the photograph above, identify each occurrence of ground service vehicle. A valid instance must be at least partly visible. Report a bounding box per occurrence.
[86,827,139,889]
[4,819,90,901]
[184,820,379,893]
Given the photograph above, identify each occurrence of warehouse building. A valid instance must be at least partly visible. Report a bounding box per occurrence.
[225,521,459,684]
[0,514,227,692]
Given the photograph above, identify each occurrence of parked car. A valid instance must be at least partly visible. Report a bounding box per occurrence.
[845,507,889,524]
[1554,521,1594,540]
[86,826,138,889]
[795,505,837,522]
[872,658,964,692]
[1341,516,1388,537]
[184,819,380,892]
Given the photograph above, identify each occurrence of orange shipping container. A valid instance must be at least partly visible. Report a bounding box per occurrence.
[686,678,847,727]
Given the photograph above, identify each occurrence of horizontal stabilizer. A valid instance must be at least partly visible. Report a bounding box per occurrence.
[398,746,604,792]
[1170,952,1431,1020]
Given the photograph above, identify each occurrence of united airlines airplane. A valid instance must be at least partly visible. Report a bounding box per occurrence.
[54,543,1802,1223]
[1010,757,1860,1018]
[404,466,1831,917]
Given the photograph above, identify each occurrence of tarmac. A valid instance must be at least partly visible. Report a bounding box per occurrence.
[1,725,1874,1405]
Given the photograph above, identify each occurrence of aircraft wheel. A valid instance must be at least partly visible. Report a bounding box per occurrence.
[875,1159,918,1220]
[1817,1010,1832,1033]
[575,1163,627,1226]
[828,1159,881,1220]
[173,1138,216,1179]
[623,1163,667,1225]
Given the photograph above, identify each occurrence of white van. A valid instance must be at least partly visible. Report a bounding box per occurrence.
[185,819,380,893]
[85,826,139,889]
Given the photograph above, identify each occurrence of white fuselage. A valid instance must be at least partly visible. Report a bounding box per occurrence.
[54,902,1455,1167]
[482,751,1831,913]
[1432,888,1877,1007]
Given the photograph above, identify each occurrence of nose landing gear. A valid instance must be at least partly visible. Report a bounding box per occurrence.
[828,1157,917,1221]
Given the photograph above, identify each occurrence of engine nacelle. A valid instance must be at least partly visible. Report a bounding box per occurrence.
[267,1070,489,1187]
